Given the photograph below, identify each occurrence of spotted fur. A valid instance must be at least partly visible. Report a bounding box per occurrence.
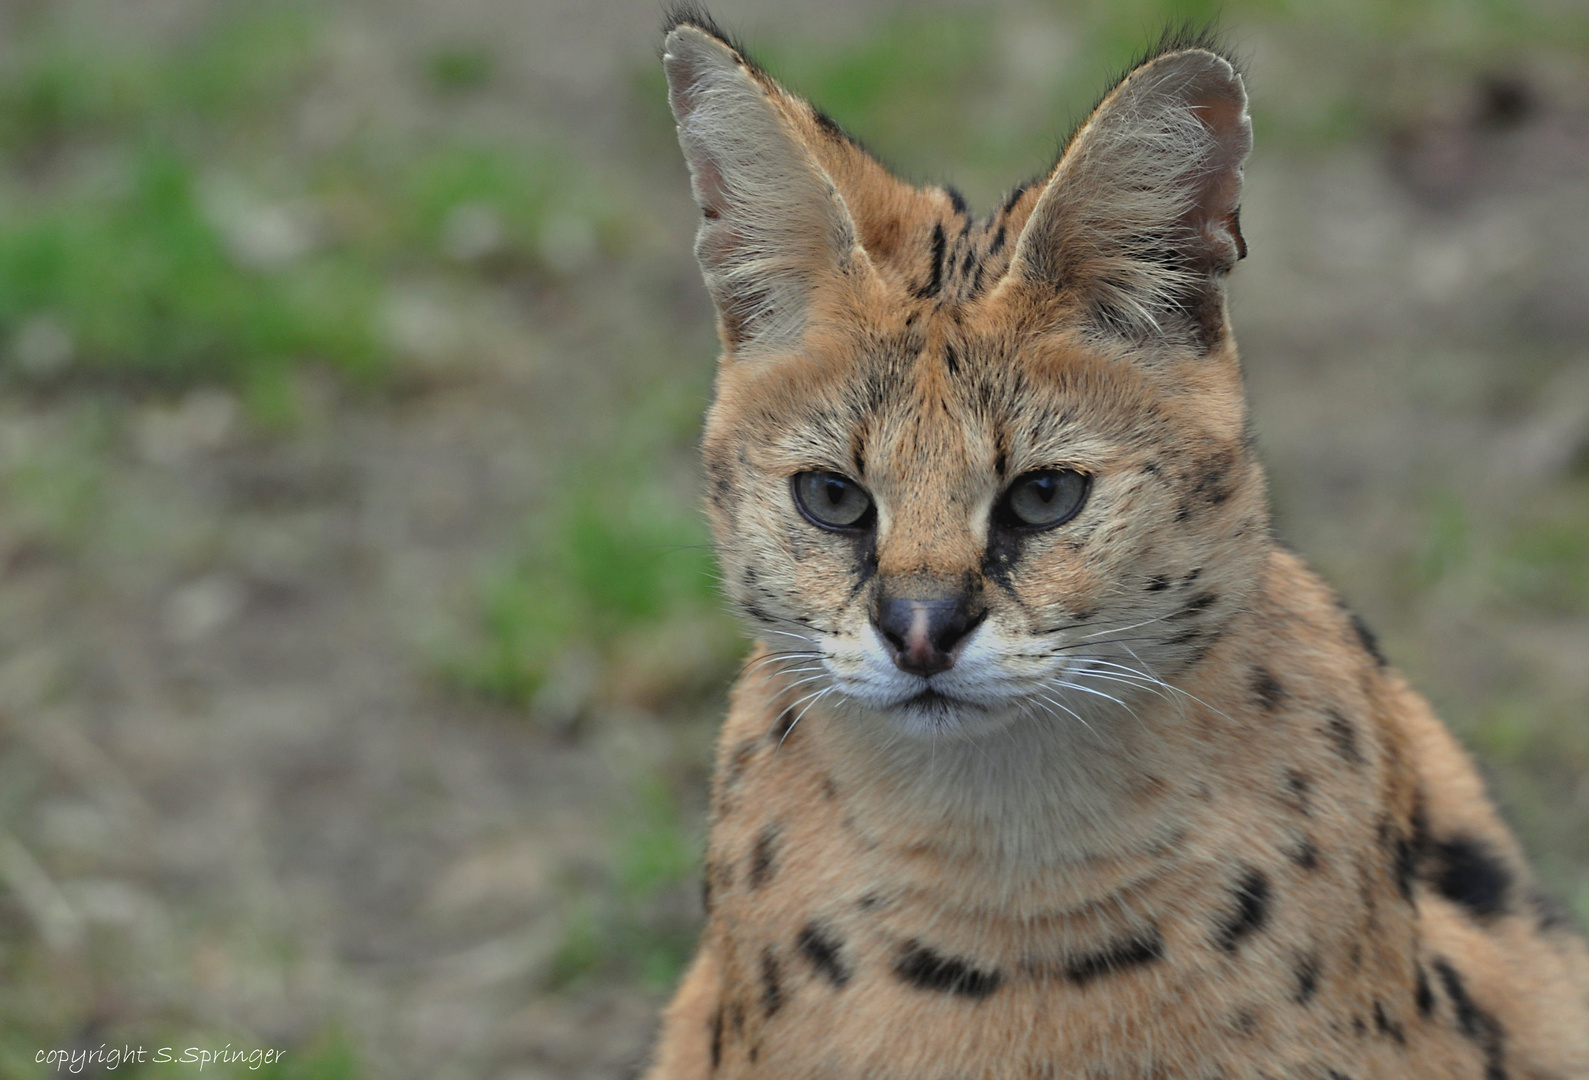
[648,9,1589,1078]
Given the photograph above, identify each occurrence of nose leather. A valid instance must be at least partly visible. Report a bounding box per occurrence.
[874,597,980,676]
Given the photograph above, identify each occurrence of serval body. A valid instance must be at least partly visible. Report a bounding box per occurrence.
[647,9,1589,1077]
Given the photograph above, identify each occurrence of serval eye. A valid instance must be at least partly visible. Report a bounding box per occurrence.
[999,469,1090,529]
[792,471,874,531]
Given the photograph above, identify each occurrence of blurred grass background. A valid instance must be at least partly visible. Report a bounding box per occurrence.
[0,0,1581,1076]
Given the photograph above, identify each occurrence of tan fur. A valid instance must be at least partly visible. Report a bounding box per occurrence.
[650,14,1589,1078]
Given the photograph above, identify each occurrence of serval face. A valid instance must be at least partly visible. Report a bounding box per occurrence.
[672,19,1264,738]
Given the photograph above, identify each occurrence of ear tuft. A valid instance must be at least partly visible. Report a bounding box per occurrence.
[661,4,752,65]
[663,18,864,356]
[1010,44,1252,349]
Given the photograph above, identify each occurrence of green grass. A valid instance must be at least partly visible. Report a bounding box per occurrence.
[425,45,496,95]
[0,147,382,397]
[444,454,729,709]
[1496,508,1589,615]
[548,777,702,993]
[0,5,616,415]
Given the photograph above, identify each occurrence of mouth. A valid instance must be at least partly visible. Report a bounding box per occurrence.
[897,687,979,716]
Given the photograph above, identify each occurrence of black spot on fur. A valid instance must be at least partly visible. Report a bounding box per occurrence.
[701,862,715,915]
[1145,574,1171,592]
[1373,999,1406,1044]
[1062,929,1164,985]
[1323,710,1366,767]
[915,223,947,299]
[1294,953,1321,1003]
[895,941,1003,999]
[1232,1008,1260,1038]
[1352,1015,1367,1037]
[944,345,959,375]
[1427,834,1512,921]
[1415,963,1435,1017]
[1432,957,1507,1080]
[770,708,797,743]
[709,1004,724,1069]
[1215,868,1271,953]
[748,824,780,889]
[1326,1072,1354,1080]
[725,739,760,788]
[856,892,882,910]
[1171,591,1219,619]
[1288,835,1321,871]
[1195,449,1237,506]
[760,949,784,1016]
[1251,667,1286,711]
[1350,611,1388,666]
[1284,769,1313,817]
[796,922,851,988]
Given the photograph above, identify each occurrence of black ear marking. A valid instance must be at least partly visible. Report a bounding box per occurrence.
[915,223,947,299]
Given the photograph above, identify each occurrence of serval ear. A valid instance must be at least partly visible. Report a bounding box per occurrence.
[1007,35,1251,350]
[663,14,871,358]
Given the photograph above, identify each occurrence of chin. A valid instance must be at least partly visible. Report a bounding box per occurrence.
[873,690,1019,741]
